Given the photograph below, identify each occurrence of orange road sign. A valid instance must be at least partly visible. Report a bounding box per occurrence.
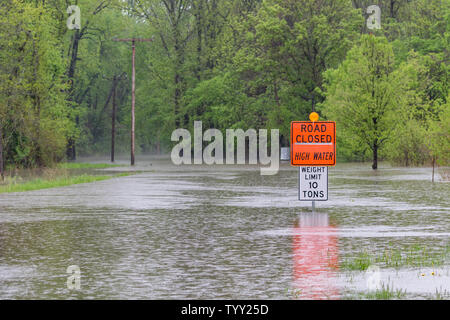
[291,121,336,166]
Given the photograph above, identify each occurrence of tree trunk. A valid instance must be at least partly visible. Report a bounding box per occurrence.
[174,59,184,127]
[274,80,280,107]
[131,42,136,166]
[68,30,81,85]
[174,34,183,127]
[31,35,42,166]
[66,30,82,161]
[432,156,435,183]
[66,139,76,161]
[160,0,188,128]
[194,0,203,81]
[111,77,117,163]
[372,141,378,170]
[0,123,3,181]
[390,0,396,18]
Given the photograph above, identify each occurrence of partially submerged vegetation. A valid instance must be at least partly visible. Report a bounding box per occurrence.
[364,282,407,300]
[434,287,450,300]
[347,283,450,300]
[57,162,125,169]
[438,168,450,181]
[342,282,408,300]
[0,173,132,194]
[0,163,134,194]
[341,245,450,271]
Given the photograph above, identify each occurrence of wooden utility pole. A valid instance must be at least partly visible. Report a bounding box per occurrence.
[103,73,127,163]
[112,38,153,165]
[0,122,3,181]
[432,156,436,183]
[111,75,117,163]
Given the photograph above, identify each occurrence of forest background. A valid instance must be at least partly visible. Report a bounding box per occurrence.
[0,0,448,171]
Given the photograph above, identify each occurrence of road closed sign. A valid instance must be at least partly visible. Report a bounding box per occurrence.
[299,167,328,201]
[291,121,336,166]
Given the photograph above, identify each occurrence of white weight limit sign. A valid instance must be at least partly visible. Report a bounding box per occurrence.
[298,166,328,201]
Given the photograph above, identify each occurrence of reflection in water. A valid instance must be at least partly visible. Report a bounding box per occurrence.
[293,212,339,299]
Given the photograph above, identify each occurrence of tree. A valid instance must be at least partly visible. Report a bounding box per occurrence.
[70,4,134,156]
[428,100,450,166]
[0,0,75,168]
[63,0,116,160]
[208,0,362,145]
[322,35,404,170]
[132,0,195,128]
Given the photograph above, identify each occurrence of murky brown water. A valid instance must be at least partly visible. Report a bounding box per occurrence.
[0,156,449,299]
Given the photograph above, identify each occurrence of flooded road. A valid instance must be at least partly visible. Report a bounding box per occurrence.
[0,157,449,299]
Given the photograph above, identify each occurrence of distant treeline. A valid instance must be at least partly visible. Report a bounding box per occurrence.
[0,0,448,170]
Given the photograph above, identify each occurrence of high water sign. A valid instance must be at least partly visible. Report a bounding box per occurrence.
[291,114,336,202]
[290,120,336,166]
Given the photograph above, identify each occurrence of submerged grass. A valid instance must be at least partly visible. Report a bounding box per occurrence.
[57,162,124,169]
[434,287,450,300]
[0,172,133,194]
[342,282,408,300]
[364,282,407,300]
[341,251,373,271]
[341,245,450,271]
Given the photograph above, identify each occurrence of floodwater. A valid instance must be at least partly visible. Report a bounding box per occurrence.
[0,156,448,299]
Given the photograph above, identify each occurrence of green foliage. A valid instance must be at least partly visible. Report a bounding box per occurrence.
[341,250,373,271]
[428,101,450,165]
[0,0,448,168]
[322,35,401,167]
[383,119,429,166]
[0,0,75,168]
[199,0,363,145]
[184,72,249,129]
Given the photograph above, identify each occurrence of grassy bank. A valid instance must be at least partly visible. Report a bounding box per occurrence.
[0,172,133,194]
[57,162,125,169]
[0,162,135,194]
